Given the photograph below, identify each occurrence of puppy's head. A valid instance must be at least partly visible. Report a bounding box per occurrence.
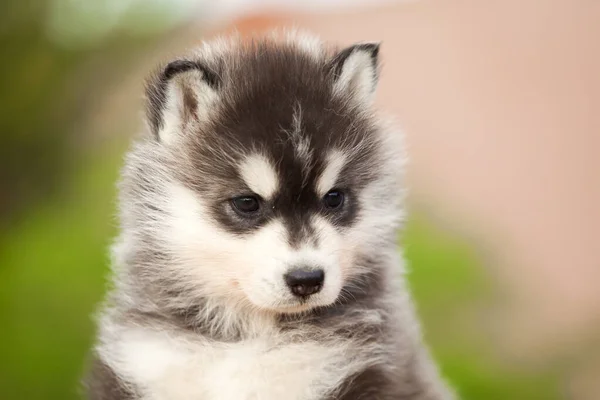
[118,34,405,316]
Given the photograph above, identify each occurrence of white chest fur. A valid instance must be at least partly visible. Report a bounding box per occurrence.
[98,327,365,400]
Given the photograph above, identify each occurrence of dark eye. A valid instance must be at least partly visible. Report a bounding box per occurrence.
[323,190,344,209]
[231,195,261,214]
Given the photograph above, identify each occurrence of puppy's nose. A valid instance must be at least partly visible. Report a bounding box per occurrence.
[285,269,325,297]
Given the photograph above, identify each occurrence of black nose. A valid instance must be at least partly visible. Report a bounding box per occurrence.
[285,269,325,297]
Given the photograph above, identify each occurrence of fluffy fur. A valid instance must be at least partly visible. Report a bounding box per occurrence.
[85,31,454,400]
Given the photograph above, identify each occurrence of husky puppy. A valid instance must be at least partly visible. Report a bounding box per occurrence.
[85,33,454,400]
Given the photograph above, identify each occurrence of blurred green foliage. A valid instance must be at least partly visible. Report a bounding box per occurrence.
[405,222,562,399]
[0,0,171,224]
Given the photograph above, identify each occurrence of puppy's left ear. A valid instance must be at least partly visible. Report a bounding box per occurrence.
[145,59,220,144]
[329,42,380,106]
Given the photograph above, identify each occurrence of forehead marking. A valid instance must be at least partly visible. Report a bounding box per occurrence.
[316,149,347,195]
[290,105,313,185]
[238,154,279,199]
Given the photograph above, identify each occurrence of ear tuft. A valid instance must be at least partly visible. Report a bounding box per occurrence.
[145,59,220,143]
[330,42,381,106]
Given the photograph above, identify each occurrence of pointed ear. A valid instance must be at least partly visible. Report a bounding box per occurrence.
[330,43,380,106]
[145,59,220,144]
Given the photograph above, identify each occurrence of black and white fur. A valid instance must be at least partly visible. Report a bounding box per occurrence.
[85,32,454,400]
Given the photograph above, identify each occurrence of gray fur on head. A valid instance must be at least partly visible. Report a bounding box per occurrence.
[85,31,455,400]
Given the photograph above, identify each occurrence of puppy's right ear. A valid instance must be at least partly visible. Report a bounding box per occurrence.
[145,59,220,144]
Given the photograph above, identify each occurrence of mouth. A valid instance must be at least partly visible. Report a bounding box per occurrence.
[261,297,320,314]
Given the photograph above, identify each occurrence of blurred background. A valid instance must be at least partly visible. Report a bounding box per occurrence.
[1,0,598,399]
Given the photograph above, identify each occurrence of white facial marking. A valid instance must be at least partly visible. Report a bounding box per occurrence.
[238,218,343,313]
[166,182,207,246]
[288,104,313,185]
[238,154,279,199]
[317,150,347,196]
[161,183,345,315]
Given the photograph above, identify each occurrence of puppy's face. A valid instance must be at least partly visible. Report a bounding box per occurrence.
[129,38,403,314]
[164,151,355,313]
